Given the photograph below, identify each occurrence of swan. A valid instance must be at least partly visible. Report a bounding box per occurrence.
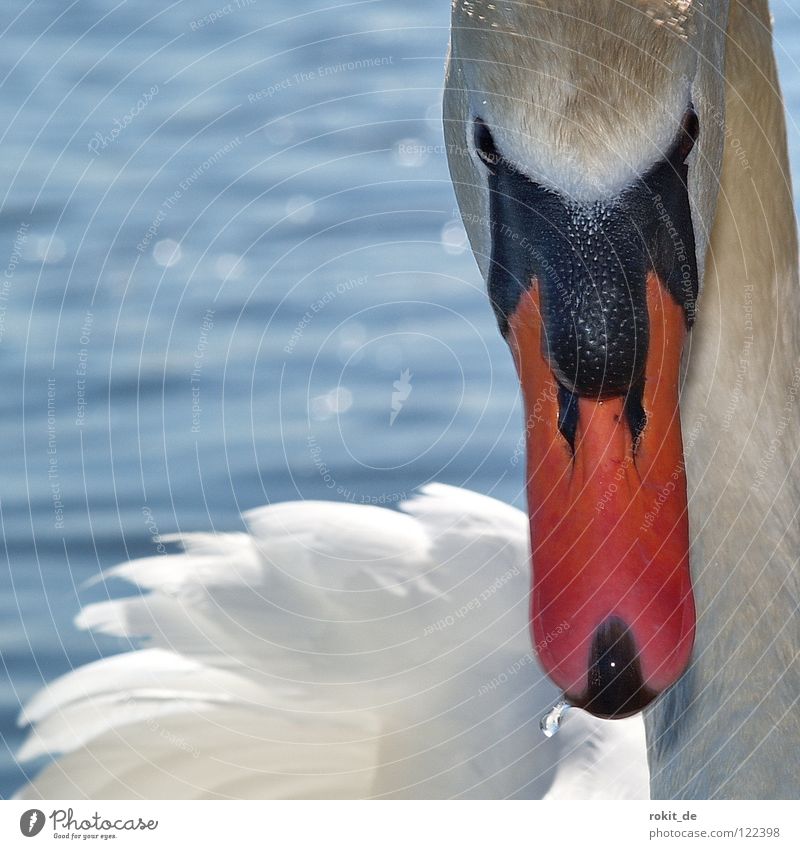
[449,0,800,798]
[15,0,800,799]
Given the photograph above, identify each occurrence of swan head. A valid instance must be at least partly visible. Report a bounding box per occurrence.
[445,0,729,718]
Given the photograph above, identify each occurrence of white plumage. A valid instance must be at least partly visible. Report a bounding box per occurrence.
[16,485,647,799]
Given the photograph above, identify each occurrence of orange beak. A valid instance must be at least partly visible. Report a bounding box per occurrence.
[509,272,694,717]
[465,109,701,717]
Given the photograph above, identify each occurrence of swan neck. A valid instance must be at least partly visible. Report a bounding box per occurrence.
[647,0,800,799]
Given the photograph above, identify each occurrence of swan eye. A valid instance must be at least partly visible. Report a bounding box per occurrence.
[473,118,501,168]
[678,105,699,162]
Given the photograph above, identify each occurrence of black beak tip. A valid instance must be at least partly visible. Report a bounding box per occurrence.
[570,617,658,719]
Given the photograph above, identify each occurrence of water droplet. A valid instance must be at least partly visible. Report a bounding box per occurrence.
[441,219,468,255]
[311,386,353,420]
[540,700,571,738]
[286,195,315,224]
[425,101,443,124]
[214,253,246,280]
[37,236,66,264]
[25,234,66,264]
[337,322,366,363]
[393,137,428,168]
[153,239,182,267]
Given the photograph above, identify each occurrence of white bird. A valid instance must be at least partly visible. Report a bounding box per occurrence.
[16,0,800,799]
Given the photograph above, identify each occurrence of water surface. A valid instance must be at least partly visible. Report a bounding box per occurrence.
[1,0,799,796]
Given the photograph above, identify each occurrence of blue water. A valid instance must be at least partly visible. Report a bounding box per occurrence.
[1,0,799,797]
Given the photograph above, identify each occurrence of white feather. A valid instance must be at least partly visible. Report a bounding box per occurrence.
[16,485,648,799]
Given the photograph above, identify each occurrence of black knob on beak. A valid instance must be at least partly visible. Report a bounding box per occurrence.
[574,617,658,718]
